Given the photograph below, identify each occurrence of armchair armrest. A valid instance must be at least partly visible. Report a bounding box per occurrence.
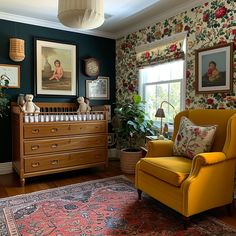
[146,140,174,157]
[182,152,234,216]
[189,152,227,178]
[194,152,227,165]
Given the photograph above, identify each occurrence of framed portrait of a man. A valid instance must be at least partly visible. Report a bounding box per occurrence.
[195,43,233,93]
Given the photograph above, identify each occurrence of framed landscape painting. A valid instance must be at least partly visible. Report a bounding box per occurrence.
[195,43,233,93]
[35,38,77,97]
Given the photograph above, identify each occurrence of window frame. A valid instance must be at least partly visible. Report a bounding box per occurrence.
[138,59,186,123]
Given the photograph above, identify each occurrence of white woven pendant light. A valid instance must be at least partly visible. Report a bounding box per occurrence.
[58,0,104,30]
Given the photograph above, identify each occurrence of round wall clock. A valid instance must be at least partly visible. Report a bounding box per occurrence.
[84,58,100,77]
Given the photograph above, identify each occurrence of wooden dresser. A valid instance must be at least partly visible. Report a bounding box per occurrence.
[11,102,108,185]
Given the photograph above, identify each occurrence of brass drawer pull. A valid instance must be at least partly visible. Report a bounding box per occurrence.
[31,162,40,168]
[51,128,58,133]
[31,145,39,150]
[51,160,59,165]
[32,129,39,134]
[51,144,58,148]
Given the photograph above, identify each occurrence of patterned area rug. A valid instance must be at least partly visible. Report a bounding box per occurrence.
[0,176,236,236]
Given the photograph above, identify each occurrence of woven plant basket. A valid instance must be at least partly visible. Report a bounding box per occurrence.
[120,148,142,174]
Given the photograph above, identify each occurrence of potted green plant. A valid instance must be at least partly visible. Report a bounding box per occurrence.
[112,94,154,173]
[0,76,10,118]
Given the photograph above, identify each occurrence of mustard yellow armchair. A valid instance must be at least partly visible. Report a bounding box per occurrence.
[135,109,236,217]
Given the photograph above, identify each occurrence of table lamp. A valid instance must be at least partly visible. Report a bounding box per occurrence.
[155,101,176,139]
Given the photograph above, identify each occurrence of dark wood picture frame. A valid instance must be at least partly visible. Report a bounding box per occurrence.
[195,43,233,94]
[34,38,78,97]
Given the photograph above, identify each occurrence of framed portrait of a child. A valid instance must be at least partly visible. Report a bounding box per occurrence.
[195,43,233,94]
[35,38,77,97]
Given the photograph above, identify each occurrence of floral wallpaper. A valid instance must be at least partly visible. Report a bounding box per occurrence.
[116,0,236,109]
[136,39,184,67]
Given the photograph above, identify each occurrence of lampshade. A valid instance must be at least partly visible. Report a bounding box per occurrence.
[58,0,105,30]
[155,108,165,118]
[9,38,25,62]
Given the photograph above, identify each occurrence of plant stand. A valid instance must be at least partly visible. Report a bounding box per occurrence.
[120,149,142,174]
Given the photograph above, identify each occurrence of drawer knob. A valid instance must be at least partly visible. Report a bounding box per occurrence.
[32,129,39,134]
[31,162,40,168]
[31,145,39,150]
[51,128,58,133]
[51,144,58,148]
[51,160,59,165]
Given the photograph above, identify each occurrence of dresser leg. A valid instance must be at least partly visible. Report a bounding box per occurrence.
[20,178,25,187]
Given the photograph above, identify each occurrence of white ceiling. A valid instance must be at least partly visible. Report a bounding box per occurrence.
[0,0,207,39]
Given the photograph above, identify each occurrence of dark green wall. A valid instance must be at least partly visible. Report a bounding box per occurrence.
[0,19,116,163]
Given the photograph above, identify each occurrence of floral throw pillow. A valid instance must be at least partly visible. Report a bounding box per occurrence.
[173,116,217,159]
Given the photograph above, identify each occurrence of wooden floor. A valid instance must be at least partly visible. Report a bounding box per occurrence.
[0,160,235,229]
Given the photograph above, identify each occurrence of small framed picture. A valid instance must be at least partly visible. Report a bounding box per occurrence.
[0,64,20,88]
[86,76,110,100]
[195,43,233,93]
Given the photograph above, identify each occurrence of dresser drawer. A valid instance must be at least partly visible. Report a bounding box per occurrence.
[69,122,107,135]
[24,149,107,173]
[23,122,107,139]
[24,135,107,155]
[24,124,70,139]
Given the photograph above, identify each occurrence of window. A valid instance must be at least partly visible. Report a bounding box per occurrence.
[139,60,185,131]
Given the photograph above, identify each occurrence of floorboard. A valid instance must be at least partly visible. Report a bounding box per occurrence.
[0,160,235,228]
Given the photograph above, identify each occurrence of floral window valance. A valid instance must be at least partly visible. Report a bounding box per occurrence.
[136,39,185,68]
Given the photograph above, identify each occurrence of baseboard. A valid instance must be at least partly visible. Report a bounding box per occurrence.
[0,162,13,175]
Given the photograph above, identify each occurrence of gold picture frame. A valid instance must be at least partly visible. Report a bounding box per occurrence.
[195,43,233,94]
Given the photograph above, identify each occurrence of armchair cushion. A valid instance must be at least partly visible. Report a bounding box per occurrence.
[173,116,217,159]
[138,156,192,187]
